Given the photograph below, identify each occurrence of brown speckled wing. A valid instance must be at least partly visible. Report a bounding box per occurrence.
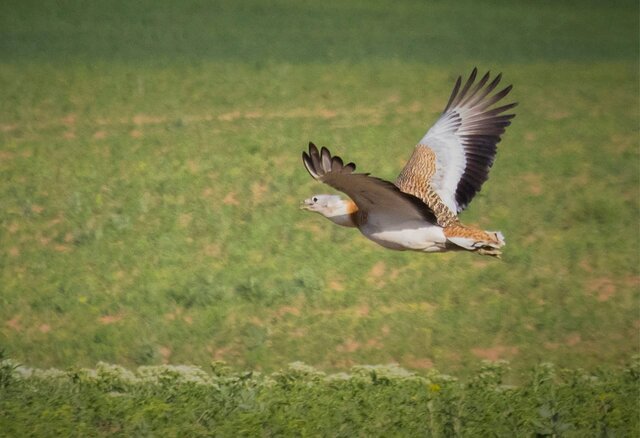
[395,146,459,227]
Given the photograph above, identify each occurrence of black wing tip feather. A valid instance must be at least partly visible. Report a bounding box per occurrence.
[445,68,518,118]
[444,76,463,112]
[302,142,356,180]
[442,69,517,213]
[302,151,317,179]
[454,69,515,109]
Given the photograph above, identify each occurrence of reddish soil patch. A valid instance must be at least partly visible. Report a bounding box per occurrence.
[365,338,383,349]
[356,304,369,317]
[624,275,640,288]
[251,182,269,203]
[578,259,594,273]
[203,243,221,257]
[471,345,519,361]
[587,277,617,302]
[290,327,307,338]
[186,160,200,174]
[211,345,237,361]
[368,261,387,287]
[201,187,216,198]
[275,305,301,317]
[336,339,360,353]
[99,314,124,325]
[53,244,71,253]
[132,114,166,126]
[405,356,434,369]
[218,111,242,121]
[547,109,571,120]
[223,192,240,206]
[544,342,560,350]
[369,261,386,278]
[178,213,192,228]
[565,333,582,346]
[0,124,17,132]
[6,316,21,331]
[0,150,14,162]
[521,173,543,196]
[159,346,172,363]
[62,114,77,126]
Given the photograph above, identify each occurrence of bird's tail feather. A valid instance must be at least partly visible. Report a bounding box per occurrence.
[444,226,505,257]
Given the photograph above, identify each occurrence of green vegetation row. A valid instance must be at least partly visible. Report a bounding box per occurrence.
[1,356,638,437]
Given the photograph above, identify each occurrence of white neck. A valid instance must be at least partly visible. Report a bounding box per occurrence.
[322,200,357,228]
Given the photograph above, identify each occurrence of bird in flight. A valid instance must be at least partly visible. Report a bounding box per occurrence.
[301,68,516,257]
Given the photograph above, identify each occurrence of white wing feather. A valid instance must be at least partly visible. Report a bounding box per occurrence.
[417,69,516,214]
[420,127,466,214]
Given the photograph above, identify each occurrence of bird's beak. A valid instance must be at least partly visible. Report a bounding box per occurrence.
[299,199,313,210]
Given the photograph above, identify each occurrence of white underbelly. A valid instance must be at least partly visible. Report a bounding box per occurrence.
[359,221,447,252]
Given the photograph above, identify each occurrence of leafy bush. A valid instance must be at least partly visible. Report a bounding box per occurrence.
[1,357,638,437]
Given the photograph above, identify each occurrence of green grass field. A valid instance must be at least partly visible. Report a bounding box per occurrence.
[1,0,638,384]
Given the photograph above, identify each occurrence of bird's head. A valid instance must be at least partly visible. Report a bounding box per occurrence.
[300,194,358,227]
[300,194,342,213]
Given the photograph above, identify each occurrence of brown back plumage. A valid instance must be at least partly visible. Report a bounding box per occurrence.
[395,147,459,226]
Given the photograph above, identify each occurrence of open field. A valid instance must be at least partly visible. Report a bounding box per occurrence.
[1,0,638,385]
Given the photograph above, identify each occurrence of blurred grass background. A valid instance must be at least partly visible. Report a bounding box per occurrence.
[0,0,638,376]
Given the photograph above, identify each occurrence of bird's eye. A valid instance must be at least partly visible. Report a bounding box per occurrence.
[312,197,318,203]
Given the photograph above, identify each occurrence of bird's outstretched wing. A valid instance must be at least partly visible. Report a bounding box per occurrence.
[396,68,516,223]
[303,143,436,223]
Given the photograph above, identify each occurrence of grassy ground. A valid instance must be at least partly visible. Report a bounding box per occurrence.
[0,0,638,377]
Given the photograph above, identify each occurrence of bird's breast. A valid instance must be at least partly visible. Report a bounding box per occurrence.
[357,216,447,252]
